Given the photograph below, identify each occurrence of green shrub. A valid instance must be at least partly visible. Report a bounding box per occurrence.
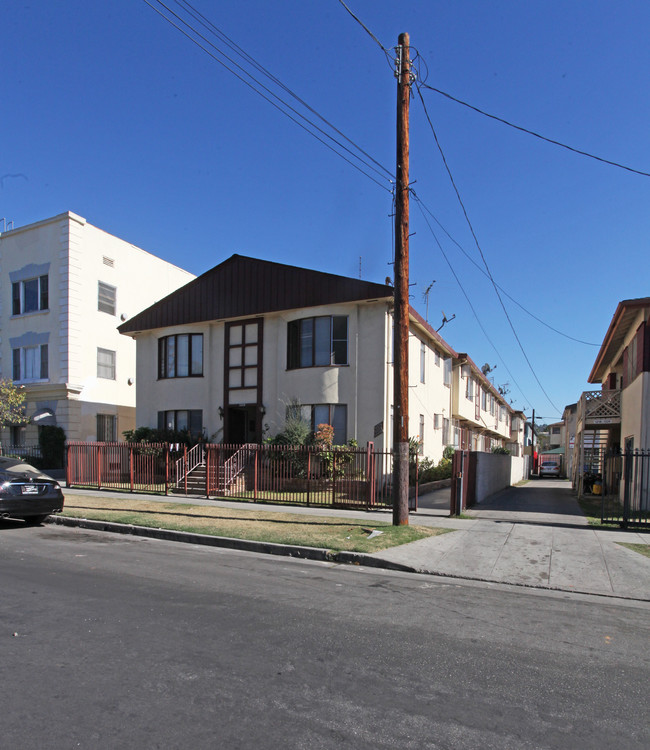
[38,425,66,469]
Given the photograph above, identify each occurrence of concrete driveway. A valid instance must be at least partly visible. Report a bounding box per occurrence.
[374,479,650,600]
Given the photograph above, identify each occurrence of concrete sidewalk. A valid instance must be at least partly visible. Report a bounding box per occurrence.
[60,481,650,601]
[372,480,650,600]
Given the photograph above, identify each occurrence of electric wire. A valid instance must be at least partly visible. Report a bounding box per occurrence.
[174,0,395,183]
[142,0,394,192]
[421,83,650,179]
[413,193,532,412]
[415,199,600,346]
[337,0,393,63]
[415,82,562,414]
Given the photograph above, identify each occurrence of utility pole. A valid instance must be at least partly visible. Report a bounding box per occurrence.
[393,32,411,526]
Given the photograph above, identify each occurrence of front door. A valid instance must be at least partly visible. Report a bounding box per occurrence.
[226,406,257,444]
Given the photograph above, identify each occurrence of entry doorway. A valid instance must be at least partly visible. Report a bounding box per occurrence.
[226,405,259,445]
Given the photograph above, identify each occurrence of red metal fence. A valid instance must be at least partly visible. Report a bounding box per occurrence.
[66,441,417,511]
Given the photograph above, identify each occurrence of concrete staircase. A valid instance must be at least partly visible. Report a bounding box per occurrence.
[170,463,207,497]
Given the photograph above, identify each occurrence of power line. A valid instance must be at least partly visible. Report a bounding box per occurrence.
[412,194,533,411]
[420,83,650,179]
[175,0,395,183]
[415,83,562,415]
[336,1,391,57]
[142,0,394,192]
[414,198,599,347]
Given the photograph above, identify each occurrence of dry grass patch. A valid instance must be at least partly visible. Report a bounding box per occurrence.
[62,495,450,553]
[617,542,650,559]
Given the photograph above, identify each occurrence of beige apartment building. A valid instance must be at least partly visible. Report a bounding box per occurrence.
[0,211,194,445]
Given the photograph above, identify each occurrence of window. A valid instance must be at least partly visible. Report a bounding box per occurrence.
[98,282,116,315]
[443,357,452,386]
[481,388,487,411]
[12,275,48,315]
[418,414,425,454]
[490,395,495,416]
[158,410,203,436]
[442,418,450,446]
[158,334,203,378]
[97,348,116,379]
[287,316,348,369]
[420,342,426,383]
[465,376,474,400]
[311,404,347,445]
[434,350,441,367]
[97,414,117,442]
[12,344,48,381]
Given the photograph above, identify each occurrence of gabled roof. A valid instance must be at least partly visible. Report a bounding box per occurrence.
[588,297,650,383]
[119,254,393,333]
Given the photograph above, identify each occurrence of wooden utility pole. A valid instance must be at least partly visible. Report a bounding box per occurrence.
[393,32,411,526]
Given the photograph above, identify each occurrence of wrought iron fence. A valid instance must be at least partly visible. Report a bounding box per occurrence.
[0,443,42,462]
[65,441,416,511]
[597,449,649,527]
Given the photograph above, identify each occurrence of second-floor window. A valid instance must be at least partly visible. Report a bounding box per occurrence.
[420,342,426,383]
[12,275,48,315]
[465,376,474,400]
[443,357,452,386]
[158,334,203,379]
[13,344,48,381]
[97,348,116,380]
[98,282,117,315]
[287,316,348,369]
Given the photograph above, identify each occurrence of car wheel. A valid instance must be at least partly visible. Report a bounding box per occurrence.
[22,514,49,526]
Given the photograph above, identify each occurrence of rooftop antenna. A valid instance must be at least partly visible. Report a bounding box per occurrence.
[423,281,436,321]
[437,310,456,333]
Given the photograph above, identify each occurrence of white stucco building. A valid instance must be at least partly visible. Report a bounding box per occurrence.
[119,254,522,460]
[0,211,195,444]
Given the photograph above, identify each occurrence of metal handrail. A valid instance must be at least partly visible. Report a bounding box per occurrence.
[174,443,205,485]
[220,443,256,490]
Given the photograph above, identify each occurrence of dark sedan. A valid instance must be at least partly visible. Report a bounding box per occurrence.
[0,457,64,524]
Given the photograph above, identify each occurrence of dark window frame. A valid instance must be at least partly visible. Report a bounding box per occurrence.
[310,403,347,445]
[157,409,203,437]
[158,334,204,379]
[12,275,49,315]
[287,315,348,370]
[12,344,48,381]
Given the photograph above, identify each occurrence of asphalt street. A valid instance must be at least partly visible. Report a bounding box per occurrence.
[1,521,648,749]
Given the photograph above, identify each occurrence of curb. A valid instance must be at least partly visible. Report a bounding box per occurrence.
[47,515,416,574]
[47,516,650,603]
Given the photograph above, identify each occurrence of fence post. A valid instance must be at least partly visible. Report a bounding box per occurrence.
[129,446,134,493]
[205,446,210,498]
[66,444,71,488]
[97,444,102,490]
[165,448,169,496]
[366,443,372,508]
[332,451,336,506]
[254,447,258,500]
[306,451,311,507]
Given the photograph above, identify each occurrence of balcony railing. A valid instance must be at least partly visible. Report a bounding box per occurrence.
[578,390,621,425]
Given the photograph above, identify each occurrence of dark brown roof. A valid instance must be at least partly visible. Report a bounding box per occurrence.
[588,297,650,383]
[119,254,394,333]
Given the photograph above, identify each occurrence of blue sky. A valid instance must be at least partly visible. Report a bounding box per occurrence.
[3,1,649,423]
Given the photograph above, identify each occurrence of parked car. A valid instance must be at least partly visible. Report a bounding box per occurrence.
[0,457,64,524]
[539,460,561,478]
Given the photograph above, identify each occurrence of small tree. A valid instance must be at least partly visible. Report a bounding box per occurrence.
[0,379,28,429]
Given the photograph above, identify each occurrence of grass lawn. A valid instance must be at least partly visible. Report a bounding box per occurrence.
[617,543,650,559]
[576,494,621,527]
[61,495,451,553]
